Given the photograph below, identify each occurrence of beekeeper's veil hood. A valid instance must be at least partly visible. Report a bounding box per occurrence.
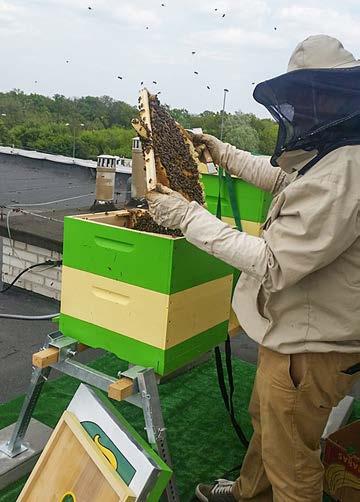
[253,35,360,172]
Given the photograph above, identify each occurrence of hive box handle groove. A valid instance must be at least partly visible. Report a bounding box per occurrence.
[92,286,130,306]
[95,236,134,253]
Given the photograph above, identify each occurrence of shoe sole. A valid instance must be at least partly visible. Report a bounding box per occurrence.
[195,485,209,502]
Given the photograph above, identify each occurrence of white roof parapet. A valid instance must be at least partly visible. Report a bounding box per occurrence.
[0,146,132,174]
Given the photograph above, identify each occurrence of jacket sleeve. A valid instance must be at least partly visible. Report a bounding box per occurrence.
[219,143,290,196]
[180,202,268,280]
[180,174,359,292]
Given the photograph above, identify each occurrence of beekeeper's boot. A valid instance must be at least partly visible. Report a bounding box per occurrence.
[195,479,236,502]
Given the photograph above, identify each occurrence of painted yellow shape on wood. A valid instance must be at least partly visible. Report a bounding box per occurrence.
[18,411,136,502]
[61,266,232,350]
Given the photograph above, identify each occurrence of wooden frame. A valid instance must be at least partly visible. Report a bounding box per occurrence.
[138,89,157,191]
[18,411,136,502]
[133,89,207,193]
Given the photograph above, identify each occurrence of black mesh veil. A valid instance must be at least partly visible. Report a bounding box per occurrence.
[253,66,360,167]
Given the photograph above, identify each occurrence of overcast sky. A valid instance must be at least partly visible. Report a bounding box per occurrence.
[1,0,359,117]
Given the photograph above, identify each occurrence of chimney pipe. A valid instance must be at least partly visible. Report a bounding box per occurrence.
[131,137,147,199]
[90,155,117,212]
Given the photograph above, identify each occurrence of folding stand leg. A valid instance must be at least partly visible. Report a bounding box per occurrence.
[0,366,51,458]
[137,368,180,502]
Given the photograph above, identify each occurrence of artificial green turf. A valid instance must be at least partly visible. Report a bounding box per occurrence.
[0,354,358,501]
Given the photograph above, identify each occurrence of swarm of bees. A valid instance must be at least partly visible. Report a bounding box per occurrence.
[128,209,182,237]
[148,93,204,204]
[130,90,205,236]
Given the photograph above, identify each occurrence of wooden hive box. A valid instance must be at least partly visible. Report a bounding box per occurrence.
[201,172,272,237]
[201,173,273,336]
[59,210,233,375]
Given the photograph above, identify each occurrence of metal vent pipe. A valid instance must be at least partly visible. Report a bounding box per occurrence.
[131,137,147,199]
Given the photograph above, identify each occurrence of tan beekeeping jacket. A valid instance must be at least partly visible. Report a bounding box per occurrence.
[181,145,360,354]
[233,146,360,353]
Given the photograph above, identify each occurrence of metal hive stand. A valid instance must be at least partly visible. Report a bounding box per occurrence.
[0,331,179,502]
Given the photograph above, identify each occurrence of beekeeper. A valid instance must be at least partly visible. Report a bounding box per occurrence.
[147,35,360,502]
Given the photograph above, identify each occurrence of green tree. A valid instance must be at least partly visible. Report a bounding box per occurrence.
[168,108,192,128]
[0,90,278,159]
[0,119,14,145]
[255,119,278,155]
[222,112,260,152]
[224,125,260,152]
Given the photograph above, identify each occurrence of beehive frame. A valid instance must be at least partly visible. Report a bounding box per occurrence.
[138,89,157,191]
[133,89,207,195]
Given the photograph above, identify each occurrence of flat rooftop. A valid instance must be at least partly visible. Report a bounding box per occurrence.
[0,286,103,402]
[0,150,131,251]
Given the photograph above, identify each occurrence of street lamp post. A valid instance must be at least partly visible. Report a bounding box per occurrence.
[72,127,76,158]
[66,122,85,158]
[220,88,229,141]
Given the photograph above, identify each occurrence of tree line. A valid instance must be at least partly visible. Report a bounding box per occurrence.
[0,90,278,159]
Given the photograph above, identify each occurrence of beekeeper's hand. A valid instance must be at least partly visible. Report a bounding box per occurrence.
[191,132,247,178]
[192,132,288,195]
[147,184,190,230]
[191,133,225,167]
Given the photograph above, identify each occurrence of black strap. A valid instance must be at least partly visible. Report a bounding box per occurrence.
[215,338,247,478]
[214,338,249,448]
[224,172,243,231]
[216,166,224,220]
[213,163,248,449]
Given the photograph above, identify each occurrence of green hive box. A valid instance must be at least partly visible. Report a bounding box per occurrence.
[59,210,233,375]
[202,173,272,335]
[201,172,272,233]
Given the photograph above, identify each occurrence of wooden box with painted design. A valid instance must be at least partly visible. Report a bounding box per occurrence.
[323,420,360,502]
[59,210,233,375]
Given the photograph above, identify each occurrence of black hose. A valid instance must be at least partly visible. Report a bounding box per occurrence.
[1,260,62,293]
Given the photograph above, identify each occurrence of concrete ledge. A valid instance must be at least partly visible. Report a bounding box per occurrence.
[0,209,74,253]
[0,419,53,490]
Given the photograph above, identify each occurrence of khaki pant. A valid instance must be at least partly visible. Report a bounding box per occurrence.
[232,346,360,502]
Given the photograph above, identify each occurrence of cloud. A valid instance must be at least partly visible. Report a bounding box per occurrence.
[190,27,285,50]
[12,0,161,28]
[1,0,359,116]
[92,1,161,28]
[0,1,25,32]
[183,0,271,18]
[279,5,360,46]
